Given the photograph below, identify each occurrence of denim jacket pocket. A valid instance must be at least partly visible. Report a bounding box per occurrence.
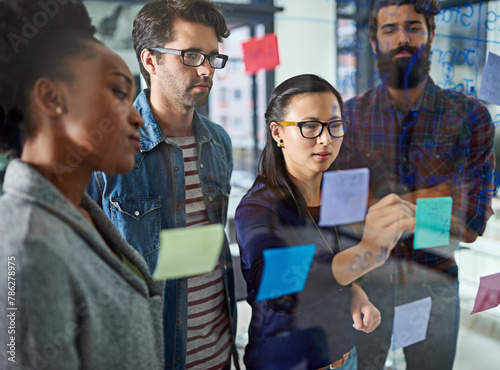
[110,197,161,273]
[219,182,231,199]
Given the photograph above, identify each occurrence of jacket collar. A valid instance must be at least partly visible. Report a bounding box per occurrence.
[3,159,163,297]
[134,89,213,153]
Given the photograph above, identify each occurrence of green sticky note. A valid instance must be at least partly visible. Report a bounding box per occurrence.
[153,224,224,279]
[414,197,452,249]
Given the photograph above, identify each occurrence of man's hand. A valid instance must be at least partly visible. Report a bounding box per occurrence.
[400,183,478,242]
[401,183,451,204]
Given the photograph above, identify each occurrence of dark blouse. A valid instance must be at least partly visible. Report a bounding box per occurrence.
[235,177,358,369]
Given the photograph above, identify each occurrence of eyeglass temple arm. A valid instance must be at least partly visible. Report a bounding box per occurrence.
[148,47,182,55]
[275,121,298,127]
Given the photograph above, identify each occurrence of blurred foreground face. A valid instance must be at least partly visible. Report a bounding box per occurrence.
[57,42,143,174]
[279,92,343,181]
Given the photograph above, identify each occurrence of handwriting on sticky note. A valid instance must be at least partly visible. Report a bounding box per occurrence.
[413,197,452,249]
[242,33,280,75]
[471,272,500,315]
[318,168,369,226]
[392,297,432,350]
[153,224,224,280]
[479,52,500,105]
[256,244,316,302]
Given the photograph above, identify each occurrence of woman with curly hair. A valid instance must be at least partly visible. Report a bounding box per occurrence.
[0,1,164,368]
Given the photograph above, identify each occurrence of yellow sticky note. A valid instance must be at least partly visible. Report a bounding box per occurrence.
[153,224,224,280]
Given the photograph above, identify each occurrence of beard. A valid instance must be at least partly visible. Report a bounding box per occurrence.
[186,77,213,107]
[376,40,432,89]
[157,70,212,109]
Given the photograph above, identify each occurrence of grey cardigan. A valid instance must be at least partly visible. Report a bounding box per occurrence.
[0,160,164,369]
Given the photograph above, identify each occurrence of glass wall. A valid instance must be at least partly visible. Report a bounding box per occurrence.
[336,1,500,369]
[84,1,499,368]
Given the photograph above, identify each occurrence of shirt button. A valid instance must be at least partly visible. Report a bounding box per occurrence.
[208,196,214,202]
[176,203,181,208]
[200,163,204,169]
[134,210,140,216]
[179,282,183,287]
[366,153,371,157]
[176,356,181,361]
[178,320,182,324]
[175,166,179,171]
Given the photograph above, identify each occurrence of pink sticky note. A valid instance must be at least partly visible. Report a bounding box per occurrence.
[471,272,500,315]
[242,33,280,75]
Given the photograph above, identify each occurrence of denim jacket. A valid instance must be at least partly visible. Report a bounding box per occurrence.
[86,90,239,369]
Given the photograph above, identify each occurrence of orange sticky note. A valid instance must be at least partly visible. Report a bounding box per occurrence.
[242,33,280,75]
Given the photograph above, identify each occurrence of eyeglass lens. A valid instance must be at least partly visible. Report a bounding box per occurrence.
[183,51,226,68]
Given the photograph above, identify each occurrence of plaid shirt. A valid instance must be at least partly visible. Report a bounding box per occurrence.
[336,79,496,269]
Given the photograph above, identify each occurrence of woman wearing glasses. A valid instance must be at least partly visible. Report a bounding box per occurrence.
[235,74,416,369]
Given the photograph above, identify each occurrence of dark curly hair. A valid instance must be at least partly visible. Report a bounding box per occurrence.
[0,0,98,156]
[132,0,230,88]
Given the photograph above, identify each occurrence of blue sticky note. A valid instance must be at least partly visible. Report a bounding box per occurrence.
[256,244,316,302]
[414,197,452,249]
[392,297,432,350]
[479,52,500,105]
[319,168,369,226]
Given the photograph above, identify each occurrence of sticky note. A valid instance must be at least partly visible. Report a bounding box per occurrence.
[242,33,280,75]
[479,52,500,105]
[153,224,224,279]
[319,168,369,226]
[471,272,500,315]
[256,244,316,302]
[392,297,432,350]
[413,197,452,249]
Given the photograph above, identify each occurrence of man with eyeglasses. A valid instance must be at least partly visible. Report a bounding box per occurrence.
[336,0,496,369]
[86,1,239,369]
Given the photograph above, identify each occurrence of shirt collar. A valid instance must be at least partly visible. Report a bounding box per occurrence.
[0,153,8,172]
[420,78,437,113]
[378,78,437,115]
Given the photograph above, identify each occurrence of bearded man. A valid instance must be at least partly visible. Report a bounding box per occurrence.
[335,1,496,369]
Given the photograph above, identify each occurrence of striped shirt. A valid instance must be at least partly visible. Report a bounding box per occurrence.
[169,136,232,369]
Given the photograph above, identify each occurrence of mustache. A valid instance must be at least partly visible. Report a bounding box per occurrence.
[384,44,425,59]
[189,78,213,88]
